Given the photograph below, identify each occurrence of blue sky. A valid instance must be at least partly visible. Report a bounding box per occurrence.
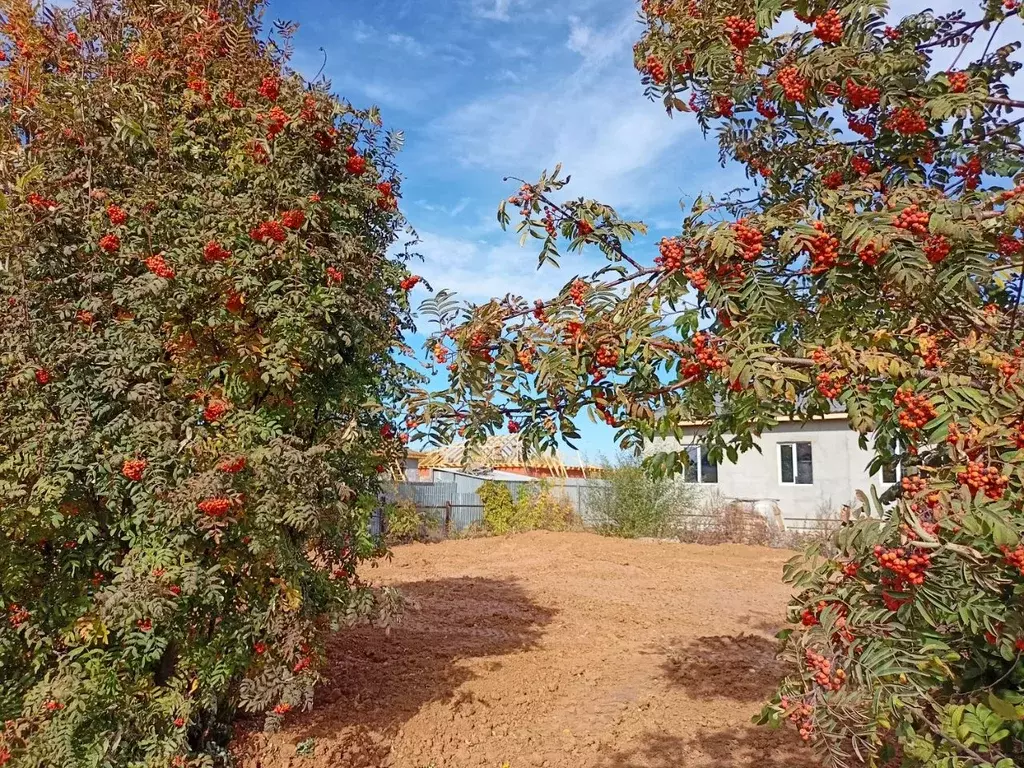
[275,0,742,462]
[273,0,1018,463]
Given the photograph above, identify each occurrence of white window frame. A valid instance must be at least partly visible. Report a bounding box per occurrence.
[683,445,719,485]
[778,442,814,486]
[879,439,905,485]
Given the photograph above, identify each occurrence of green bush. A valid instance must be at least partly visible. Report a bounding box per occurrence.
[478,479,579,534]
[384,500,439,544]
[0,1,414,764]
[586,455,698,539]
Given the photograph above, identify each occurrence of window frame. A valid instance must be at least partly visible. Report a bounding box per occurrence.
[778,441,814,486]
[683,445,719,485]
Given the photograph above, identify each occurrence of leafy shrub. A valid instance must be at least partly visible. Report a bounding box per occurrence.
[478,480,579,534]
[0,1,416,764]
[586,455,698,539]
[515,480,581,532]
[384,500,439,544]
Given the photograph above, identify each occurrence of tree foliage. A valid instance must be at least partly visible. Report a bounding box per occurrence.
[413,1,1024,766]
[0,0,417,764]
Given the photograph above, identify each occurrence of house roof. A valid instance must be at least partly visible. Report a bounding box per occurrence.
[431,468,540,482]
[678,411,849,428]
[418,435,600,475]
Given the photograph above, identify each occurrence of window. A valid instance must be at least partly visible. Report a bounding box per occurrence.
[683,445,718,484]
[881,461,902,485]
[779,442,813,485]
[880,441,904,485]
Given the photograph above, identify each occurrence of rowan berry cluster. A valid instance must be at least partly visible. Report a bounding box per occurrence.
[874,545,931,586]
[646,55,666,84]
[813,10,843,44]
[810,348,831,366]
[345,148,367,175]
[281,209,305,229]
[806,649,846,690]
[887,107,927,135]
[106,204,128,225]
[400,276,421,291]
[894,388,936,431]
[145,254,175,279]
[845,80,880,109]
[778,65,808,103]
[684,266,708,291]
[257,76,279,102]
[586,341,616,369]
[850,156,873,176]
[815,371,846,399]
[723,16,757,51]
[947,71,969,93]
[433,343,449,364]
[998,234,1023,258]
[576,219,593,237]
[821,171,843,189]
[533,300,548,322]
[564,320,586,343]
[848,115,876,139]
[955,156,982,191]
[250,219,286,242]
[203,240,231,262]
[377,181,397,210]
[893,204,930,237]
[857,241,883,267]
[779,698,814,742]
[807,222,840,273]
[99,233,121,252]
[517,346,536,373]
[326,266,344,284]
[901,475,927,496]
[218,456,247,473]
[203,398,230,423]
[198,498,233,517]
[1003,545,1024,575]
[27,192,58,210]
[715,95,734,117]
[733,219,764,261]
[122,458,147,481]
[756,97,777,120]
[570,279,589,307]
[923,235,950,264]
[693,332,726,372]
[76,310,94,325]
[595,401,618,426]
[656,238,685,272]
[957,461,1009,500]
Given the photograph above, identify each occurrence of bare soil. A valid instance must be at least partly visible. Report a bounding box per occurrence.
[234,531,821,768]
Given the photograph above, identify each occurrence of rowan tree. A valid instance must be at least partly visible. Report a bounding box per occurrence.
[411,1,1024,766]
[0,0,416,764]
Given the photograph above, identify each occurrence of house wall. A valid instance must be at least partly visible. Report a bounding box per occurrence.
[646,419,890,523]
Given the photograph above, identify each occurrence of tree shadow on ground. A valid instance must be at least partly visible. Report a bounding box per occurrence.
[735,611,787,635]
[661,633,789,703]
[233,577,554,767]
[598,724,821,768]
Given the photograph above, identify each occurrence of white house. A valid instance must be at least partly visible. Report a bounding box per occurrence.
[646,413,897,527]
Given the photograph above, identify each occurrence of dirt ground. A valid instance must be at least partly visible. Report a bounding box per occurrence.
[234,531,821,768]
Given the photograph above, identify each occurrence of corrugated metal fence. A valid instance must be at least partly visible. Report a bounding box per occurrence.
[372,479,839,538]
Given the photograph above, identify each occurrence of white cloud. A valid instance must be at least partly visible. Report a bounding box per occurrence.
[472,0,516,21]
[566,16,592,55]
[387,33,427,56]
[432,13,693,210]
[411,230,596,304]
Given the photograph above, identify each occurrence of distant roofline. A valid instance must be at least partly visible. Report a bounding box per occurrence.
[678,412,849,428]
